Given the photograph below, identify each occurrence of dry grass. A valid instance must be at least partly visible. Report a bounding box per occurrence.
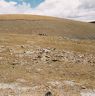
[0,15,95,96]
[0,33,95,85]
[0,15,95,39]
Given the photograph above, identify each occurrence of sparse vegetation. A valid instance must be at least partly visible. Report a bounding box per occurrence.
[0,15,95,96]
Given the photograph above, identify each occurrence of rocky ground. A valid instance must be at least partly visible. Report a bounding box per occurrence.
[0,45,95,66]
[0,34,95,96]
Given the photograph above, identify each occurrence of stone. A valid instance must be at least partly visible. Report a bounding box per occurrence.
[45,91,52,96]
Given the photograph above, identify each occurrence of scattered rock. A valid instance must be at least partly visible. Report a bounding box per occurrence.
[21,45,24,48]
[52,59,58,62]
[45,91,52,96]
[38,33,47,36]
[81,86,87,90]
[0,45,95,65]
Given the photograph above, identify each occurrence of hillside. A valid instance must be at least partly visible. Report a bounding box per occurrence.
[0,15,95,96]
[90,21,95,24]
[0,14,95,39]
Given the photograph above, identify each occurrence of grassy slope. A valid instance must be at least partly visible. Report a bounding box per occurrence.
[0,14,95,39]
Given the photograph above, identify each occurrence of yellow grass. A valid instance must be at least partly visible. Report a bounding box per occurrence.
[0,15,95,96]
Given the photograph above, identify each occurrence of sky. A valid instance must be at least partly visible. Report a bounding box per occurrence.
[0,0,95,21]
